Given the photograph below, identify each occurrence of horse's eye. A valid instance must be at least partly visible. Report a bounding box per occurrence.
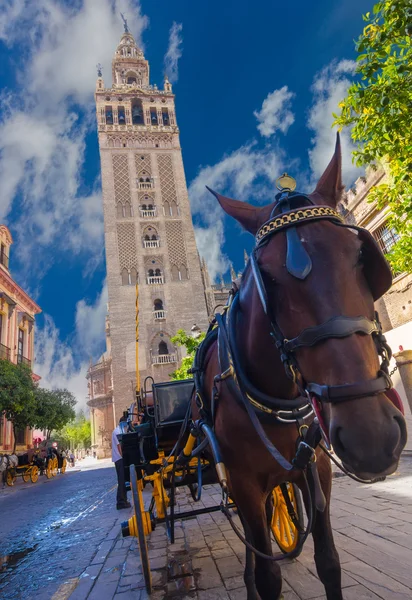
[357,247,365,265]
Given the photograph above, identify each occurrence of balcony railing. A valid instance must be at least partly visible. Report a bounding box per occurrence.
[140,208,157,218]
[143,240,160,248]
[147,276,164,285]
[0,343,11,361]
[153,310,166,320]
[152,353,177,365]
[17,355,31,368]
[138,181,153,190]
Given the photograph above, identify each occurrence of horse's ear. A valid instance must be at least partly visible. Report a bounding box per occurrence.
[311,132,345,207]
[206,187,264,235]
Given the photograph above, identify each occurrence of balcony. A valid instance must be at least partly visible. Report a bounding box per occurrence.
[140,208,157,218]
[17,355,31,368]
[153,310,166,320]
[0,343,11,361]
[143,240,160,249]
[152,353,177,365]
[138,181,154,190]
[147,276,164,285]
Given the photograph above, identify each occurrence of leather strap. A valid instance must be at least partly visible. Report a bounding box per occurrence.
[284,316,379,352]
[306,374,389,402]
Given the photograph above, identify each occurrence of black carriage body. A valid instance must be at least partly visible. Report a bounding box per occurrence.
[121,379,194,480]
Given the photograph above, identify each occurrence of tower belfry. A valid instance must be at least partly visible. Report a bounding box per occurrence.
[95,27,209,420]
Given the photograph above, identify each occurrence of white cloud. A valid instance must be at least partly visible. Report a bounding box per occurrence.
[34,282,108,411]
[254,86,295,138]
[164,22,183,84]
[189,143,285,280]
[307,59,360,187]
[0,0,148,276]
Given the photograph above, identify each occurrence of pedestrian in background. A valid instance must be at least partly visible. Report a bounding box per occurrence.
[112,416,131,510]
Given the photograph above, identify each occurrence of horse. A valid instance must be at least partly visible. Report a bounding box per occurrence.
[194,135,407,600]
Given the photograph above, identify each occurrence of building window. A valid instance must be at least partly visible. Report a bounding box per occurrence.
[105,106,113,124]
[372,222,400,255]
[154,299,163,311]
[150,108,158,126]
[0,243,8,269]
[131,99,144,124]
[158,341,168,355]
[118,106,126,124]
[162,108,170,126]
[15,428,25,445]
[127,76,137,84]
[17,329,24,362]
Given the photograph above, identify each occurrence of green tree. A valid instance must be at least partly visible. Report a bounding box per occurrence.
[170,329,205,380]
[33,388,76,440]
[0,361,36,451]
[334,0,412,273]
[55,411,91,450]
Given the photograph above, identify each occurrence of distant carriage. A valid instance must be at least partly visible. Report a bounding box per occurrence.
[0,445,67,486]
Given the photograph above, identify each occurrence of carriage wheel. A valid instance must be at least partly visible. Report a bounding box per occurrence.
[130,464,152,594]
[271,483,304,557]
[22,468,31,483]
[46,459,53,479]
[6,469,16,486]
[30,465,39,483]
[61,458,67,474]
[52,456,58,477]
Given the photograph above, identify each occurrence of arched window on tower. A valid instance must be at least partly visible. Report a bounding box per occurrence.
[180,265,188,280]
[154,299,164,311]
[118,106,126,125]
[130,268,138,285]
[105,106,113,124]
[124,202,132,217]
[117,203,124,218]
[121,268,130,285]
[150,108,158,126]
[170,201,178,217]
[162,108,170,126]
[171,265,179,281]
[158,341,168,355]
[164,201,170,217]
[131,99,144,124]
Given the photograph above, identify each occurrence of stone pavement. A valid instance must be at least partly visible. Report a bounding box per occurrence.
[62,452,412,600]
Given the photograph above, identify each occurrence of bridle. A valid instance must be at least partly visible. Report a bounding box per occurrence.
[249,189,394,442]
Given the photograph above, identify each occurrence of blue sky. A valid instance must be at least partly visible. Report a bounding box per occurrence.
[0,0,370,406]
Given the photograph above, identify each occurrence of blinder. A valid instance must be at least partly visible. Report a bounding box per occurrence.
[357,227,393,301]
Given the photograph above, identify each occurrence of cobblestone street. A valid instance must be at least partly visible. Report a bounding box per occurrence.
[2,453,412,600]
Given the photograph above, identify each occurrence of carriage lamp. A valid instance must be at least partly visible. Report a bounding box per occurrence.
[276,173,297,192]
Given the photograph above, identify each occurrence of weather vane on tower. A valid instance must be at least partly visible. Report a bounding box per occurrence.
[120,13,129,33]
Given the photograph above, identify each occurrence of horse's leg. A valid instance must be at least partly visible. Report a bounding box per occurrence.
[231,474,283,600]
[301,456,342,600]
[238,513,259,600]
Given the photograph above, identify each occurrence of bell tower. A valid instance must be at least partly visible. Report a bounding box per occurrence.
[95,25,209,420]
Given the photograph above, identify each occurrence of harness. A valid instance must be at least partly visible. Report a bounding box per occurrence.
[193,187,394,463]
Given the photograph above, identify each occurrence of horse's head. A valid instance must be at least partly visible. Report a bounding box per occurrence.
[209,135,407,479]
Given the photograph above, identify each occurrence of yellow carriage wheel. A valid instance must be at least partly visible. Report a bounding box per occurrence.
[46,459,53,479]
[52,456,58,477]
[130,464,152,594]
[271,483,304,557]
[61,458,67,474]
[30,465,39,483]
[22,468,31,483]
[6,470,16,486]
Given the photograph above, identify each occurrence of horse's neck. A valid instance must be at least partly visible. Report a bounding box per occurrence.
[237,279,298,400]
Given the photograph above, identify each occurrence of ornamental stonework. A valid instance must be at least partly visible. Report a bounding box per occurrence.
[157,154,178,207]
[165,221,188,269]
[117,222,137,271]
[112,155,131,205]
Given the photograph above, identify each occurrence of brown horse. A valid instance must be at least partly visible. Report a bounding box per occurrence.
[196,137,407,600]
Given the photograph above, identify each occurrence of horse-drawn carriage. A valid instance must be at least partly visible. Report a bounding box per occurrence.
[0,444,67,487]
[119,139,407,600]
[119,379,305,594]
